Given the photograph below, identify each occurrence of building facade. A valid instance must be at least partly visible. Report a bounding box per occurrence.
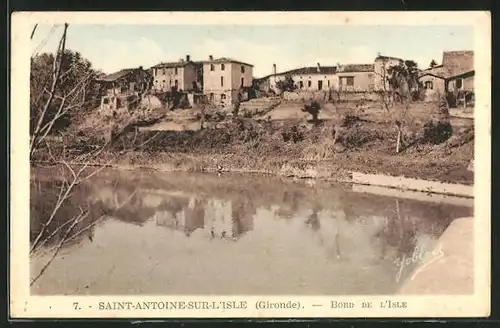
[373,55,404,91]
[151,55,201,92]
[202,56,253,106]
[267,64,338,93]
[418,65,446,95]
[417,51,474,106]
[336,64,375,92]
[96,67,151,96]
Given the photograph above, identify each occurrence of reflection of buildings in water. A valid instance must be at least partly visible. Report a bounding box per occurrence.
[275,191,301,218]
[184,197,205,235]
[202,198,257,240]
[230,199,255,239]
[154,196,205,235]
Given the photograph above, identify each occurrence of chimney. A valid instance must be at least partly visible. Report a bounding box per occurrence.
[317,63,321,72]
[272,63,276,75]
[186,54,191,62]
[209,55,213,61]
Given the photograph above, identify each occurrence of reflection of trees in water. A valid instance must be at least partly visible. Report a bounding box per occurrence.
[374,199,461,261]
[30,180,107,250]
[304,202,321,231]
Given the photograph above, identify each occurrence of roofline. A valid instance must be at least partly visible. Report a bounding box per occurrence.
[151,61,196,68]
[445,70,475,80]
[201,59,254,67]
[418,72,445,80]
[421,64,444,71]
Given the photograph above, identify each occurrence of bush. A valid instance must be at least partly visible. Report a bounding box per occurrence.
[422,121,453,145]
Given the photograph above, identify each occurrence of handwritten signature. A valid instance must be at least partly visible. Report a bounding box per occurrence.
[393,243,444,283]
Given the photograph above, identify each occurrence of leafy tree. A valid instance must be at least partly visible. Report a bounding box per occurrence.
[30,49,99,134]
[275,75,297,93]
[301,100,321,122]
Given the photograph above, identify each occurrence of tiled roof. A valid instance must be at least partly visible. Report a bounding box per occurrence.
[418,65,445,79]
[261,66,337,79]
[441,50,474,78]
[96,68,138,82]
[151,61,195,68]
[202,57,254,67]
[375,55,403,62]
[337,64,374,73]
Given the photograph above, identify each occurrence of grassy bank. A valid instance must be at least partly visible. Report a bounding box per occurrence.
[33,105,474,186]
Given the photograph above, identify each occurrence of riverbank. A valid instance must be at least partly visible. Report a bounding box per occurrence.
[32,105,474,189]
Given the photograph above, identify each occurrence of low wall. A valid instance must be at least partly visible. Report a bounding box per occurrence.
[351,184,474,207]
[351,172,473,198]
[282,90,382,103]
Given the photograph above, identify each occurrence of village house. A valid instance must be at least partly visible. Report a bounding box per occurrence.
[336,64,375,92]
[95,67,151,96]
[151,55,202,93]
[95,67,152,112]
[202,55,253,106]
[266,63,338,93]
[373,55,404,91]
[418,50,474,106]
[418,64,446,95]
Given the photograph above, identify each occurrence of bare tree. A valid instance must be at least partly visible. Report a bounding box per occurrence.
[29,23,157,284]
[374,59,420,153]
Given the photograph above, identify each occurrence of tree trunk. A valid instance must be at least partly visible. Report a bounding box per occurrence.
[396,127,401,153]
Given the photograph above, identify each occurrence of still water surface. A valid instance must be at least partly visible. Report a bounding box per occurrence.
[30,167,472,295]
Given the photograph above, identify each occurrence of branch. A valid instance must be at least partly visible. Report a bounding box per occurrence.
[30,23,69,158]
[30,24,39,40]
[30,209,87,286]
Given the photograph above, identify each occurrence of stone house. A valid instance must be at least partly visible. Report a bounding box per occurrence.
[202,56,253,106]
[418,51,474,106]
[95,67,151,96]
[151,55,201,93]
[441,50,474,93]
[373,55,404,91]
[266,63,338,93]
[336,64,375,92]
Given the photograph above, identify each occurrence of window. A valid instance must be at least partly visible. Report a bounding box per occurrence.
[425,81,433,90]
[241,65,245,73]
[308,80,312,87]
[221,64,225,71]
[210,64,215,71]
[299,81,304,89]
[455,78,463,89]
[327,80,330,87]
[209,93,214,101]
[241,77,244,87]
[162,68,166,75]
[174,80,178,88]
[221,76,224,87]
[318,80,323,90]
[174,67,178,75]
[346,77,354,86]
[221,94,227,100]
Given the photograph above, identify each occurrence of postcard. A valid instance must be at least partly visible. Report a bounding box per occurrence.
[10,11,490,318]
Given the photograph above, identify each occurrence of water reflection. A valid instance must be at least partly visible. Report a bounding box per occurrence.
[30,167,473,295]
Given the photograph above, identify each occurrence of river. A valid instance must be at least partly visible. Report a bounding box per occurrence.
[30,167,473,295]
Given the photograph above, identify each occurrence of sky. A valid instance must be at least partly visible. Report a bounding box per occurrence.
[31,24,474,78]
